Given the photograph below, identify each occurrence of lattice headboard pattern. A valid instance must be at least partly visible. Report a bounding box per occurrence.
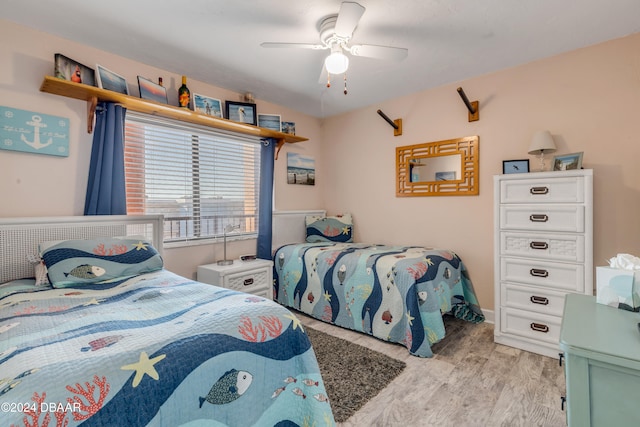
[272,210,326,251]
[0,215,164,284]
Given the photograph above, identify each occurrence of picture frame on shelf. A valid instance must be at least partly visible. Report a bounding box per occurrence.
[281,121,296,135]
[137,76,168,104]
[502,159,530,174]
[193,94,223,118]
[225,101,257,125]
[552,152,583,171]
[96,64,129,95]
[257,113,282,131]
[54,53,96,86]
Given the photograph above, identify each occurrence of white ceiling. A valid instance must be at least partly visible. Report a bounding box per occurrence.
[3,0,639,118]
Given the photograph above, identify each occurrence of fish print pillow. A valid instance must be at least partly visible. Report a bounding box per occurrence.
[40,237,163,288]
[305,213,353,243]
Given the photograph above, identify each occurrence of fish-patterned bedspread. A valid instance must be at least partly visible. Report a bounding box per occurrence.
[274,243,485,357]
[0,270,335,427]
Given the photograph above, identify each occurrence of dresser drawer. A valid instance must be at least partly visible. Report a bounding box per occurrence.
[500,205,584,232]
[500,176,585,204]
[501,257,584,292]
[501,231,584,262]
[500,308,562,345]
[501,282,568,316]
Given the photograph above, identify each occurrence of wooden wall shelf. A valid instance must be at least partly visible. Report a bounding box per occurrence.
[40,76,307,159]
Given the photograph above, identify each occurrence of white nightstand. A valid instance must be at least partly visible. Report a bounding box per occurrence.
[197,259,273,299]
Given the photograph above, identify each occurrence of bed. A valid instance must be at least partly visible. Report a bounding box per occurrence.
[272,212,485,358]
[0,215,335,427]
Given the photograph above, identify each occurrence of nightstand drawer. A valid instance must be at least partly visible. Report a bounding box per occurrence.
[500,205,584,232]
[501,282,568,316]
[501,231,584,262]
[225,268,270,293]
[500,176,585,204]
[501,257,584,292]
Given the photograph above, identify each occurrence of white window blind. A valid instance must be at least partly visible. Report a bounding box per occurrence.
[124,111,262,244]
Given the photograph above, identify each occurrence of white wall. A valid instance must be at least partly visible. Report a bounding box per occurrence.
[0,20,324,279]
[321,32,640,310]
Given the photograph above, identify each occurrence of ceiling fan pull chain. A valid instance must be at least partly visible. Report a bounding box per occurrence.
[344,73,348,95]
[327,72,331,88]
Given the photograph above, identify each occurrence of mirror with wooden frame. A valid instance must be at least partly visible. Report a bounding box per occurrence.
[396,135,479,196]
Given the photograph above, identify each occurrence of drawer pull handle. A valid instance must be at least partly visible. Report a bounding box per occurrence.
[530,186,549,195]
[530,241,548,250]
[530,295,549,305]
[243,278,254,286]
[530,268,549,278]
[559,353,564,367]
[561,396,566,411]
[530,322,549,333]
[529,214,549,222]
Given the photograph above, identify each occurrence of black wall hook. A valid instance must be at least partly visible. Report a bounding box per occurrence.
[377,109,402,136]
[456,87,479,122]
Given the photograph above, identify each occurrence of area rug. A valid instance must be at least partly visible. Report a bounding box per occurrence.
[305,326,406,423]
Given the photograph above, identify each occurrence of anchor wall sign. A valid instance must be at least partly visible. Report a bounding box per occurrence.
[0,106,70,157]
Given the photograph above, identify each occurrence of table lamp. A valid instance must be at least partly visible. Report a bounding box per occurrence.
[528,130,557,172]
[217,224,239,266]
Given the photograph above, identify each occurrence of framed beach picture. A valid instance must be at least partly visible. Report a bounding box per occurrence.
[54,53,95,86]
[225,101,257,125]
[96,64,129,95]
[257,113,282,131]
[552,152,583,171]
[287,152,315,185]
[281,121,296,135]
[137,76,167,104]
[193,94,223,118]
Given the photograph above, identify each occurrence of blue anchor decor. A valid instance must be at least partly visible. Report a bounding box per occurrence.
[0,106,69,157]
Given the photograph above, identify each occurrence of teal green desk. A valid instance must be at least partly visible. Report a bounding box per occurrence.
[560,294,640,426]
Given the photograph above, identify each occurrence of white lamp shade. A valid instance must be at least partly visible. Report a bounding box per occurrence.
[325,51,349,75]
[528,130,557,155]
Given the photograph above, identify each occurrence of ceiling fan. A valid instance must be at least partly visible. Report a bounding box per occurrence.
[260,1,408,92]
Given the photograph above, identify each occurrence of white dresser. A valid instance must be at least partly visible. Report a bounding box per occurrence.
[494,169,593,358]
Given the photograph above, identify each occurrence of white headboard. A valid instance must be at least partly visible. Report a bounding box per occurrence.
[0,215,164,284]
[272,209,325,250]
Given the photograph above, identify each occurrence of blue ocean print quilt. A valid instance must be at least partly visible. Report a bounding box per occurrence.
[0,270,335,426]
[274,243,484,357]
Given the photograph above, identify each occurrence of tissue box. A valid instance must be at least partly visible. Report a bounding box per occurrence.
[596,266,640,312]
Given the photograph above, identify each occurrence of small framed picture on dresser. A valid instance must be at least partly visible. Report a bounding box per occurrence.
[502,159,529,174]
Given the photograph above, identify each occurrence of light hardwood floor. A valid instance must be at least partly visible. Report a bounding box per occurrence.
[300,314,567,427]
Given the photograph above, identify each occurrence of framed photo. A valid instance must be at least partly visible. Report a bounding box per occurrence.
[281,121,296,135]
[96,64,129,95]
[552,152,583,171]
[54,53,95,86]
[503,159,530,174]
[225,101,257,125]
[435,171,456,181]
[257,113,282,131]
[193,93,223,118]
[137,76,167,104]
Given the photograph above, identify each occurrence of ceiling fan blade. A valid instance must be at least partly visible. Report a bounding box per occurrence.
[334,2,365,38]
[349,44,408,61]
[260,42,326,50]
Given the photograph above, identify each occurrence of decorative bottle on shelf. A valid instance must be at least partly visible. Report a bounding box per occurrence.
[178,75,190,108]
[158,77,163,87]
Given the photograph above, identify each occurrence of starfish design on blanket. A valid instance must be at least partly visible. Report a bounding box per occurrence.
[405,311,415,326]
[283,313,304,332]
[121,351,166,387]
[133,241,149,251]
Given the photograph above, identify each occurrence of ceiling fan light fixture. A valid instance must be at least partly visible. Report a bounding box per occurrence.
[324,47,349,75]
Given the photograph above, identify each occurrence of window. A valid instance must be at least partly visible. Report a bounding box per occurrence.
[124,111,262,244]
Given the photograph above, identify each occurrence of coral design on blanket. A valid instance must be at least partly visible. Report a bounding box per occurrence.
[93,243,128,256]
[238,315,283,342]
[12,375,110,427]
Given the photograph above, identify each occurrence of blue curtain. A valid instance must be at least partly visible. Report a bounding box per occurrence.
[84,102,127,215]
[256,138,275,260]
